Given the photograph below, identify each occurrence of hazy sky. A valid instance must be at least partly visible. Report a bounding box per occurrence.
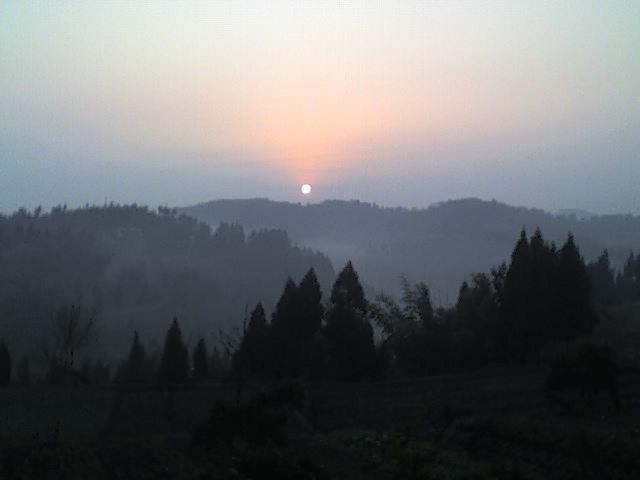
[1,1,639,214]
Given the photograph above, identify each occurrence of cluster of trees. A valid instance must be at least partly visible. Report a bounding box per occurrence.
[460,230,597,363]
[116,319,224,385]
[0,304,110,387]
[378,230,640,375]
[0,204,334,360]
[1,214,638,386]
[113,228,640,384]
[588,250,640,310]
[0,315,224,387]
[184,198,640,299]
[232,228,634,380]
[233,264,383,382]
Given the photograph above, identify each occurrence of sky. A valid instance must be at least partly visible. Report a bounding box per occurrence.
[1,1,639,214]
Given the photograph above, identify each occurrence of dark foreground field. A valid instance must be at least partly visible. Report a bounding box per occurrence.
[2,367,640,479]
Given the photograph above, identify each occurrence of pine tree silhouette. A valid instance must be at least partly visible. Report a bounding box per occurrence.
[324,261,376,381]
[270,280,298,378]
[120,331,149,384]
[502,228,533,361]
[234,302,270,378]
[587,250,616,310]
[192,338,209,382]
[292,268,325,377]
[558,233,596,346]
[159,317,189,384]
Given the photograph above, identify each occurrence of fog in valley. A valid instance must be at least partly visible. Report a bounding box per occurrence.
[2,1,640,478]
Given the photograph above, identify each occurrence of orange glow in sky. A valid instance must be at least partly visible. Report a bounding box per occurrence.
[1,1,639,212]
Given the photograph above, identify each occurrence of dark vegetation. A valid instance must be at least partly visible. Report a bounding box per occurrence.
[0,204,334,366]
[1,201,640,478]
[183,198,640,299]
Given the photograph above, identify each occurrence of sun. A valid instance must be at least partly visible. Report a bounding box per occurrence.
[301,184,312,195]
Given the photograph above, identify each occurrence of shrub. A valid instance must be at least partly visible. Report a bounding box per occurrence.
[192,381,307,451]
[547,342,620,411]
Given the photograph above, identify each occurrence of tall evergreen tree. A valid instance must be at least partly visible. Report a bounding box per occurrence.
[159,317,189,384]
[120,331,149,384]
[297,268,325,339]
[293,268,325,377]
[192,338,209,382]
[234,302,270,377]
[528,229,559,351]
[324,261,376,381]
[617,252,640,303]
[457,273,501,364]
[623,252,636,279]
[557,234,597,346]
[270,278,298,333]
[0,340,11,388]
[269,279,299,378]
[502,228,533,361]
[587,250,617,310]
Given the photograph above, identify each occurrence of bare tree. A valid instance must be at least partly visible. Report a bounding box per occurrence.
[49,305,95,370]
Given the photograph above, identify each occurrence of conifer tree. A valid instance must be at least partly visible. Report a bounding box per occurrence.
[456,273,500,364]
[587,250,617,310]
[234,302,270,377]
[623,252,637,279]
[528,228,559,351]
[298,268,325,336]
[324,261,376,381]
[557,234,597,346]
[617,252,639,303]
[271,278,298,334]
[159,317,189,384]
[502,228,532,361]
[120,331,149,383]
[269,279,298,377]
[192,338,209,382]
[0,340,11,388]
[293,268,325,377]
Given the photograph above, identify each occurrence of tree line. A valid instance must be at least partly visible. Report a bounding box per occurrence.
[0,203,334,360]
[121,228,640,383]
[0,226,638,386]
[228,227,639,380]
[184,198,640,299]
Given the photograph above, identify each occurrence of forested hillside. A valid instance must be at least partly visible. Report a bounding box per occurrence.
[0,205,334,363]
[183,198,640,299]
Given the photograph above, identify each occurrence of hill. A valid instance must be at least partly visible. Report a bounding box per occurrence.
[182,198,640,300]
[0,204,335,362]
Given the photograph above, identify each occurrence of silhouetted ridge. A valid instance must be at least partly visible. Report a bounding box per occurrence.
[182,198,640,299]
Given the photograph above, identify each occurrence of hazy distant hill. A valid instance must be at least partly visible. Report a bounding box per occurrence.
[183,198,640,302]
[0,205,334,360]
[556,208,595,221]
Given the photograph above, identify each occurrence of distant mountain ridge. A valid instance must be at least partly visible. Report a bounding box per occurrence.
[556,208,595,220]
[182,198,640,301]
